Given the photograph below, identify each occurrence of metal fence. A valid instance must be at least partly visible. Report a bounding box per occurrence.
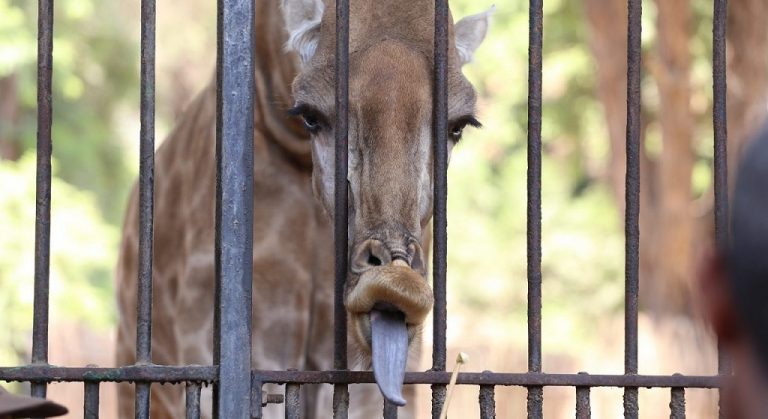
[0,0,729,417]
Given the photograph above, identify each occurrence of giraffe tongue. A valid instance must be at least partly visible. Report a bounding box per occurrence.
[371,309,408,407]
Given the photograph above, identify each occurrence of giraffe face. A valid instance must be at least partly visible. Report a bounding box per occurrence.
[283,0,490,403]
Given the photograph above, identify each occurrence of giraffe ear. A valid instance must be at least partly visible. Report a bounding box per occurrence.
[454,5,495,65]
[281,0,325,66]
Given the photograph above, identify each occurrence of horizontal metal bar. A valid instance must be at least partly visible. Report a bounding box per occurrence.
[0,366,217,383]
[0,367,722,389]
[253,371,721,388]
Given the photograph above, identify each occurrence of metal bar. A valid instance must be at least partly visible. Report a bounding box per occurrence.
[252,380,263,418]
[84,381,99,419]
[384,400,398,419]
[479,385,496,419]
[213,0,256,417]
[186,383,201,419]
[713,1,729,416]
[526,0,544,415]
[0,366,217,383]
[333,0,350,415]
[432,0,449,416]
[670,387,685,419]
[332,384,349,419]
[624,0,642,416]
[285,384,301,419]
[576,387,590,419]
[251,371,722,388]
[31,0,54,402]
[135,0,157,416]
[0,367,722,388]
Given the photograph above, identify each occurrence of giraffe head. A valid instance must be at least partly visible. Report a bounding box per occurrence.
[282,0,491,404]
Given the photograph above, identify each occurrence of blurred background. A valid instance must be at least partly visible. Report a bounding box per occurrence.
[1,0,767,417]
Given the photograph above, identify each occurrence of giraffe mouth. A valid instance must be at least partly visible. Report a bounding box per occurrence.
[346,265,434,406]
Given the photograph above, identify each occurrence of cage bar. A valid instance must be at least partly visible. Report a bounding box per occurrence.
[135,0,157,415]
[712,0,729,401]
[431,0,449,416]
[285,383,301,419]
[84,382,99,419]
[623,0,642,417]
[526,0,544,416]
[31,0,54,402]
[384,400,398,418]
[333,0,350,415]
[479,385,496,419]
[213,0,256,416]
[670,387,685,419]
[576,386,590,419]
[185,383,201,419]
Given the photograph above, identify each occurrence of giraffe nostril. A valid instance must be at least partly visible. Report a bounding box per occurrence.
[367,254,383,266]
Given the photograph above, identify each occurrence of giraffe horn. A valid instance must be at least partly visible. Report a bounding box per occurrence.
[371,309,408,407]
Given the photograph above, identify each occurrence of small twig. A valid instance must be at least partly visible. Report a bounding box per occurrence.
[439,352,469,419]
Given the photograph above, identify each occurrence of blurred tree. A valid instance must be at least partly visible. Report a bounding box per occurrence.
[583,0,768,315]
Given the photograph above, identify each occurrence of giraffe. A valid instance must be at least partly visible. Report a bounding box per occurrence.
[115,0,491,417]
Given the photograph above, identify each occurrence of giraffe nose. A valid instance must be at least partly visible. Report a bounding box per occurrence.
[351,238,424,274]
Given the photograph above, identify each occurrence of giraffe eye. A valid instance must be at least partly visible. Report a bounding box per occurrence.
[288,104,327,134]
[449,116,482,141]
[302,114,321,133]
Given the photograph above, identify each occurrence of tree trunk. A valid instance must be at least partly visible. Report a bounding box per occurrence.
[0,74,21,161]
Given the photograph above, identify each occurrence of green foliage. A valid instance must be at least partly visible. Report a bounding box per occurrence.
[0,154,117,365]
[0,0,137,224]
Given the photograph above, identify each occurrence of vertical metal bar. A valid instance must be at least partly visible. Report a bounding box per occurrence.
[384,400,398,419]
[213,0,255,416]
[333,0,350,415]
[31,0,54,402]
[84,382,99,419]
[285,384,301,419]
[135,0,156,415]
[186,383,201,419]
[575,387,590,419]
[527,0,544,416]
[252,381,264,419]
[624,0,642,416]
[432,0,449,415]
[712,5,729,419]
[669,387,685,419]
[479,385,496,419]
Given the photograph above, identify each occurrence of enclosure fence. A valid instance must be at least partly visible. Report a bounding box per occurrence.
[0,0,729,417]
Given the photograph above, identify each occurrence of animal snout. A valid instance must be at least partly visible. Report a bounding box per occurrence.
[351,237,425,275]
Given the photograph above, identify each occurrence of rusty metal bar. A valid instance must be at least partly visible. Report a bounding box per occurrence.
[713,2,729,417]
[526,0,544,418]
[576,386,590,419]
[384,400,398,418]
[432,0,449,416]
[31,0,54,402]
[285,384,301,419]
[624,0,642,416]
[252,371,721,388]
[0,367,721,387]
[213,0,256,416]
[185,383,201,419]
[135,0,157,416]
[670,387,685,419]
[0,365,217,383]
[712,7,730,417]
[333,0,350,415]
[84,381,99,419]
[479,385,496,419]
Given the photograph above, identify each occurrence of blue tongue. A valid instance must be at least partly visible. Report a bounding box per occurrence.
[371,309,408,406]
